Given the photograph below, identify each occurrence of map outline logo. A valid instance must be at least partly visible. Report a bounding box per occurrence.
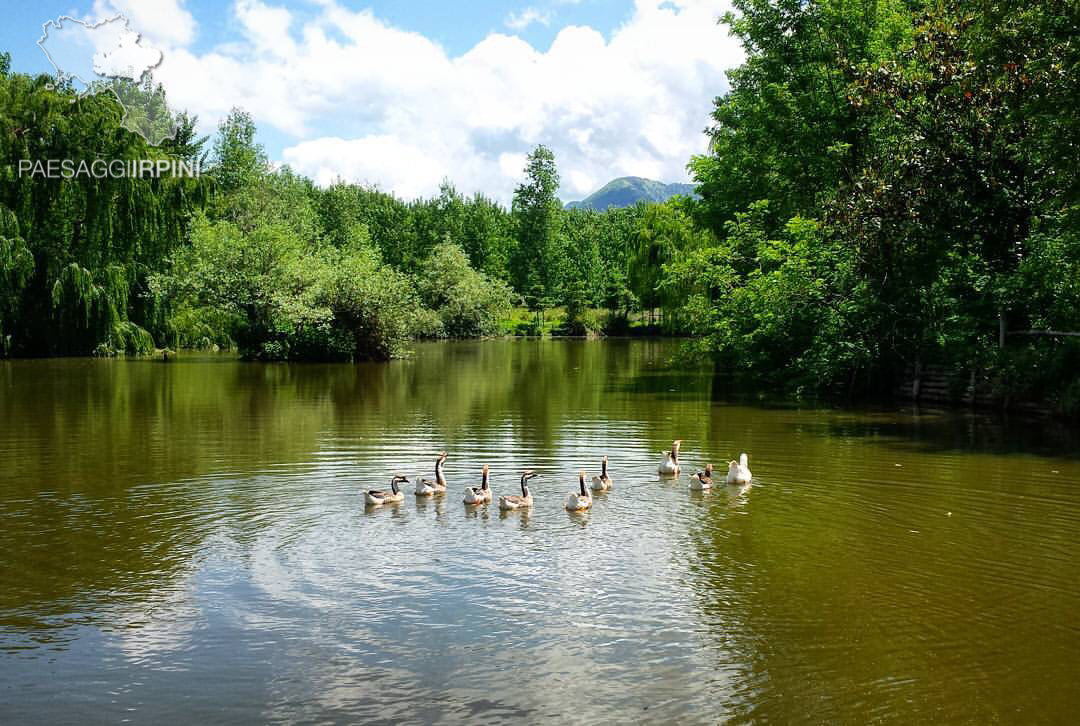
[37,14,180,147]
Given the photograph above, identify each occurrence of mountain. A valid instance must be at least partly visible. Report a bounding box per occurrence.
[564,176,697,211]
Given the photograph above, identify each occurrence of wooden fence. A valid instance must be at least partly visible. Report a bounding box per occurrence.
[998,312,1080,346]
[895,317,1077,412]
[896,362,998,407]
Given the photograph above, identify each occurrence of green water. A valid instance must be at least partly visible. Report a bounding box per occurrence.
[2,340,1079,723]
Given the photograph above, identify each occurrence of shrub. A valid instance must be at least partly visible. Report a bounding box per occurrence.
[164,216,424,361]
[555,308,604,337]
[416,242,513,337]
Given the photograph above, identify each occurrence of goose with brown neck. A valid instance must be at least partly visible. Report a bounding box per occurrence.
[498,471,537,511]
[464,464,493,505]
[590,456,613,491]
[565,470,593,511]
[689,463,713,490]
[415,452,448,495]
[366,475,408,505]
[658,440,682,477]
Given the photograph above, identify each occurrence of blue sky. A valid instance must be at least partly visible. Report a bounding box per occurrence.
[2,0,742,202]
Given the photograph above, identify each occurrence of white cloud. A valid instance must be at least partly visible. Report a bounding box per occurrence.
[505,7,552,31]
[90,0,196,48]
[234,0,297,58]
[150,0,743,202]
[283,135,446,198]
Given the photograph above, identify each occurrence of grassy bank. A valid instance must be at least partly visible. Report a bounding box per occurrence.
[498,307,684,337]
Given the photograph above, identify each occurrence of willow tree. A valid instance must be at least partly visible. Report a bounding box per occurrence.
[0,59,206,356]
[629,199,705,329]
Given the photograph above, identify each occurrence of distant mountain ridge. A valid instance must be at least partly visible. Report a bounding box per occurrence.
[564,176,697,211]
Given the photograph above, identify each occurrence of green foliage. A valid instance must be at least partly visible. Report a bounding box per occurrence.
[511,145,562,299]
[416,242,513,338]
[0,205,33,353]
[690,0,912,232]
[162,214,422,361]
[105,73,178,147]
[313,179,516,281]
[462,192,515,277]
[630,199,709,331]
[559,208,603,311]
[683,0,1080,408]
[164,216,297,355]
[312,243,423,360]
[211,108,265,197]
[829,2,1076,382]
[664,209,853,387]
[165,302,238,351]
[0,66,205,356]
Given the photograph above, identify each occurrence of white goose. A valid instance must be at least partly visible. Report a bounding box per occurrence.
[499,471,537,511]
[415,452,448,495]
[565,471,593,511]
[590,456,613,491]
[658,440,682,477]
[689,464,713,490]
[726,453,752,486]
[366,475,408,505]
[464,464,493,505]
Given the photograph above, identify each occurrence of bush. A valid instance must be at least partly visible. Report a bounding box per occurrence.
[513,320,542,336]
[555,308,604,336]
[602,313,631,336]
[165,303,238,351]
[164,216,424,361]
[312,243,424,360]
[416,242,513,337]
[411,307,447,339]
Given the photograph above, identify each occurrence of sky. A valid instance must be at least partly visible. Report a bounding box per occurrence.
[3,0,744,203]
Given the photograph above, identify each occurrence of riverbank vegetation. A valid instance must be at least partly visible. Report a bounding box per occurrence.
[1,0,1078,410]
[682,0,1080,412]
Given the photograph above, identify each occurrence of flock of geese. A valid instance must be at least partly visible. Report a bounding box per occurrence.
[364,440,753,512]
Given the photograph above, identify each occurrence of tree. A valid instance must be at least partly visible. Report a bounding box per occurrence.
[832,4,1051,381]
[629,199,706,329]
[462,193,514,278]
[415,242,513,337]
[510,145,562,299]
[208,108,265,221]
[162,215,422,361]
[315,244,424,361]
[689,0,912,234]
[0,65,204,356]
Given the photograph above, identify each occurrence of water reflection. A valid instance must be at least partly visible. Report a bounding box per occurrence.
[1,341,1079,723]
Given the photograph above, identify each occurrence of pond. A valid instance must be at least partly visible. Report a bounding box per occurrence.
[2,340,1079,723]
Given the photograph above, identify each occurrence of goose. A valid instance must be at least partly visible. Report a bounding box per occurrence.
[689,464,713,490]
[658,440,682,476]
[565,471,593,511]
[498,471,537,511]
[366,475,408,505]
[415,452,448,495]
[726,453,752,486]
[590,456,613,491]
[464,464,494,505]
